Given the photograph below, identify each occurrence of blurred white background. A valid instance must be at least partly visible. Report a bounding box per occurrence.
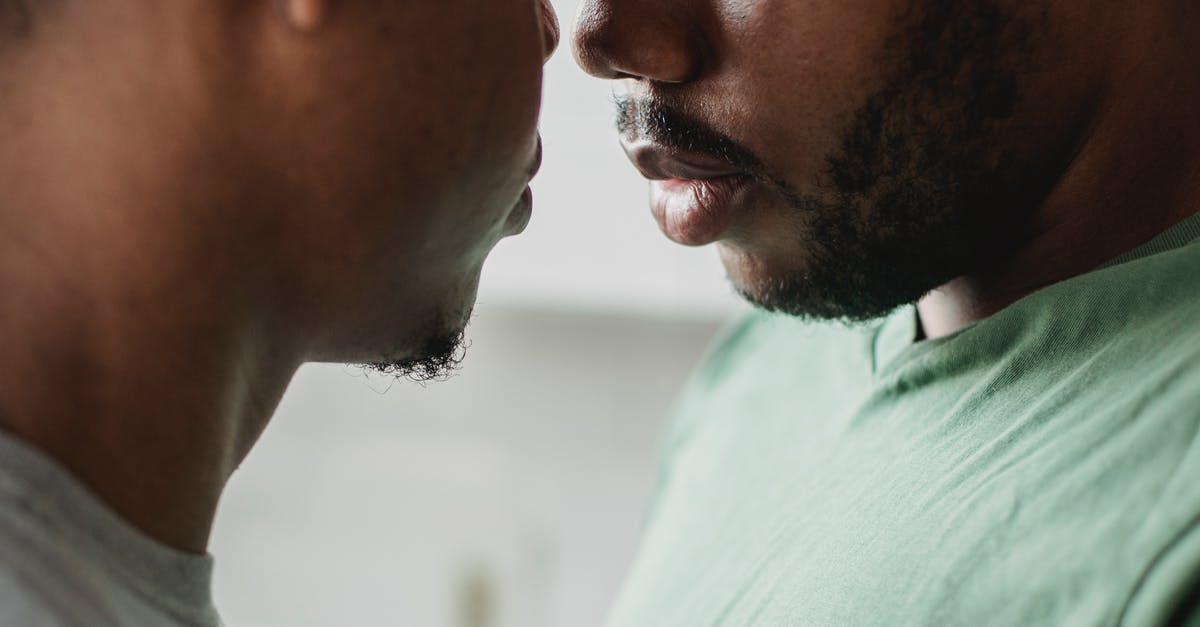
[210,1,746,625]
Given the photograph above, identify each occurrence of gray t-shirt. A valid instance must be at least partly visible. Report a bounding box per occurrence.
[0,429,222,627]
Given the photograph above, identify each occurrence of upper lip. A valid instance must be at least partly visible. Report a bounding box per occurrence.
[620,138,742,182]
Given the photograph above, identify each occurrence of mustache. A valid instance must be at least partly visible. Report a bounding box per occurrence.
[614,96,765,175]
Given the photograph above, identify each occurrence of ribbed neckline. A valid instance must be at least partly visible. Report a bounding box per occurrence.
[0,429,220,627]
[873,211,1200,376]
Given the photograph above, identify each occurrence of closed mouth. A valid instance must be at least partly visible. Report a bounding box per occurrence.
[620,138,743,183]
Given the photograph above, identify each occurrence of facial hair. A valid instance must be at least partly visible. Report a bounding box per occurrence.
[619,0,1063,322]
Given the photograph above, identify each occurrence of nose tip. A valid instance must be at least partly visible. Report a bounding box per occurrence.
[539,0,561,62]
[572,7,613,79]
[571,1,700,83]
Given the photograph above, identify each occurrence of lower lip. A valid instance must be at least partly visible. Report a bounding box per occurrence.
[504,186,534,236]
[650,175,753,246]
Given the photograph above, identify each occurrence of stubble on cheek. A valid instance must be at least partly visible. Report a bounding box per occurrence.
[729,0,1051,321]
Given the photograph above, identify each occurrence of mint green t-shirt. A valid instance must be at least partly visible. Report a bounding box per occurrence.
[607,214,1200,627]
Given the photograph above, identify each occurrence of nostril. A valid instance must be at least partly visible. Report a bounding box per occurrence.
[573,42,612,79]
[574,46,624,80]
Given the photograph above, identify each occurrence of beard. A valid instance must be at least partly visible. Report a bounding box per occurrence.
[738,0,1050,322]
[361,312,470,383]
[620,0,1067,322]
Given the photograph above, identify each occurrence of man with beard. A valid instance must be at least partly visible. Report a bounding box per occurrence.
[574,0,1200,625]
[0,0,558,625]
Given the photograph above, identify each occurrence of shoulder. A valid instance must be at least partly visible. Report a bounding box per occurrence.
[0,564,80,627]
[0,518,127,627]
[1121,508,1200,627]
[1116,387,1200,626]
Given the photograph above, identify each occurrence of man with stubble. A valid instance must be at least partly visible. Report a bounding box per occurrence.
[0,1,559,624]
[575,0,1200,625]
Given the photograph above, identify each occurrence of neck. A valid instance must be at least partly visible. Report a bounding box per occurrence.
[918,17,1200,339]
[0,162,301,555]
[0,7,305,555]
[0,258,299,554]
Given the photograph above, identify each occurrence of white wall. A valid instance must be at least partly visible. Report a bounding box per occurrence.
[211,309,725,627]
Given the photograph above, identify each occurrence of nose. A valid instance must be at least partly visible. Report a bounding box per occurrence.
[539,0,561,63]
[572,0,702,83]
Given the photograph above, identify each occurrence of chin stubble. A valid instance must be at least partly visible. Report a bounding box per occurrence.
[740,0,1051,322]
[361,323,469,384]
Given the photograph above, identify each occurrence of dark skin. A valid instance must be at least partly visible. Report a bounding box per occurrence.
[573,0,1200,338]
[0,0,560,553]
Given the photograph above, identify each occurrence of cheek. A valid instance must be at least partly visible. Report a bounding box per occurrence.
[412,8,545,222]
[440,2,545,159]
[355,2,546,257]
[712,0,902,187]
